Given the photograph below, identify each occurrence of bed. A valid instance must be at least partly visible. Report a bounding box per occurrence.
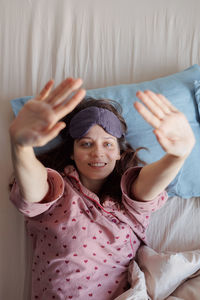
[1,0,200,299]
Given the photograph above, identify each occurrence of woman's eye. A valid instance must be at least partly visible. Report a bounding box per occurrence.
[105,142,113,148]
[81,142,92,147]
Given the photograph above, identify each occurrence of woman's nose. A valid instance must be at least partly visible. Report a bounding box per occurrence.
[91,145,103,157]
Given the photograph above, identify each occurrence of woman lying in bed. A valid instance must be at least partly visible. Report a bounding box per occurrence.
[9,77,195,299]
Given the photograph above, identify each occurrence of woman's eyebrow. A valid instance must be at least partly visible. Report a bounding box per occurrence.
[77,136,116,141]
[78,136,92,140]
[104,137,116,140]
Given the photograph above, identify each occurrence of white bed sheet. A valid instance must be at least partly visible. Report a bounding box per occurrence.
[1,0,200,299]
[147,196,200,252]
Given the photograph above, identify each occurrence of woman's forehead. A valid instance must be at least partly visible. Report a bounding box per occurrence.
[78,125,117,140]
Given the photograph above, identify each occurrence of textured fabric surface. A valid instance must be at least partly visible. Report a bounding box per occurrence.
[69,107,124,138]
[10,166,167,299]
[116,245,200,300]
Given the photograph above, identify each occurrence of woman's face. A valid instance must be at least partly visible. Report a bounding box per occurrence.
[72,125,121,190]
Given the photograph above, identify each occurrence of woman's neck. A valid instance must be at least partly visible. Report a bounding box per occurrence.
[79,174,106,195]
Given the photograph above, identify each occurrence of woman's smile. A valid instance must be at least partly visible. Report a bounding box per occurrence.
[88,162,107,168]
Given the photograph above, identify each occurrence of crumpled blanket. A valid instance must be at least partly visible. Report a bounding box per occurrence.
[115,246,200,300]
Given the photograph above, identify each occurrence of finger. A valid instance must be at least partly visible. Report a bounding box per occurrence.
[45,77,74,103]
[136,91,166,120]
[143,90,171,114]
[55,88,86,120]
[47,78,83,106]
[51,78,84,107]
[134,101,161,128]
[36,80,54,101]
[38,122,66,146]
[156,93,178,113]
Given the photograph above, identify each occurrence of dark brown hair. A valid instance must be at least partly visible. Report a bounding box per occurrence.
[37,98,146,205]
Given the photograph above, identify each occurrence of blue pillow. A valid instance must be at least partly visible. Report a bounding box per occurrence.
[194,80,200,116]
[10,64,200,198]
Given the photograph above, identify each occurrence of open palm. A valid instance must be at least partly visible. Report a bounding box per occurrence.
[9,78,86,147]
[134,90,195,158]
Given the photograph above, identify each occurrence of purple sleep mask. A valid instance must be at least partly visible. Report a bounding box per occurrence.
[69,107,124,139]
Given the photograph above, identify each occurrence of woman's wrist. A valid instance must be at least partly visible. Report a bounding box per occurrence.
[163,152,189,165]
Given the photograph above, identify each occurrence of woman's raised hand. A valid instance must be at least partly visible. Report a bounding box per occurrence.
[134,90,195,158]
[9,78,86,147]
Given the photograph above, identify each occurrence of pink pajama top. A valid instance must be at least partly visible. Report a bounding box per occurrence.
[10,165,167,300]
